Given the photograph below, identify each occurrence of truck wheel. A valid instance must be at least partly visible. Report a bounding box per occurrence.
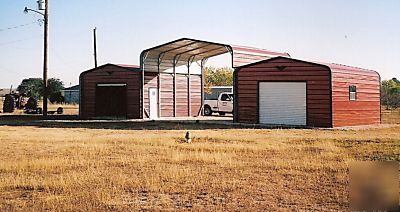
[218,112,226,116]
[204,106,212,116]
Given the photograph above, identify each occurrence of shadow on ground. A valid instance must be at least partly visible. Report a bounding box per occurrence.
[0,115,306,130]
[0,115,239,130]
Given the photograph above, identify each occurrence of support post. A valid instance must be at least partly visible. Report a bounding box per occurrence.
[141,52,148,118]
[157,57,161,118]
[200,58,207,116]
[173,59,176,117]
[187,59,191,117]
[93,27,98,68]
[42,0,49,117]
[141,60,145,118]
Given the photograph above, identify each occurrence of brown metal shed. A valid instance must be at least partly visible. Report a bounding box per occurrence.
[234,57,380,127]
[79,64,141,119]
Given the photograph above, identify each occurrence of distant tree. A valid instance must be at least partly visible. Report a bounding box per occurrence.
[17,78,42,99]
[204,67,233,94]
[25,97,38,110]
[17,78,64,101]
[47,78,64,97]
[49,92,64,104]
[381,78,400,109]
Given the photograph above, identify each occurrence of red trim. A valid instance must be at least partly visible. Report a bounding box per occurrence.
[116,64,140,69]
[231,45,290,57]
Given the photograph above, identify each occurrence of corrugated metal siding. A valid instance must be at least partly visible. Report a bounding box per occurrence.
[80,65,141,119]
[143,72,158,117]
[235,57,332,127]
[176,74,189,117]
[143,72,201,118]
[232,46,290,67]
[259,82,306,125]
[190,75,202,116]
[160,73,174,117]
[331,68,380,127]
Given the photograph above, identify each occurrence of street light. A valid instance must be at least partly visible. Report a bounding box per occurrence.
[24,0,49,117]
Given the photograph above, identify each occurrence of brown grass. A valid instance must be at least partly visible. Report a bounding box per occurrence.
[382,108,400,124]
[0,118,399,210]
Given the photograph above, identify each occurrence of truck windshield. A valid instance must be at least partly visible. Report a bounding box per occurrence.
[228,94,233,100]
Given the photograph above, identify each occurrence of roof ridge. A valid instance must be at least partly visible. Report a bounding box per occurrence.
[231,45,290,56]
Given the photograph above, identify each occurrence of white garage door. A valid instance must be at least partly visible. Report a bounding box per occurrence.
[259,82,306,126]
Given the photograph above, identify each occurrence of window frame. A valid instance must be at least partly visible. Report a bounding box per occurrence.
[349,85,357,101]
[220,94,231,101]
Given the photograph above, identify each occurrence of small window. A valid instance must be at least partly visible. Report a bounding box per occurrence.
[221,94,231,101]
[349,85,357,101]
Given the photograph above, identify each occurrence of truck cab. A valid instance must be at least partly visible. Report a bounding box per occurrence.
[203,92,233,116]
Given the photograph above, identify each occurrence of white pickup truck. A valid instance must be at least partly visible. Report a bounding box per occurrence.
[203,92,233,116]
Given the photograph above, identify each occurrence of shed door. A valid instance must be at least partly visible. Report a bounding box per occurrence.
[259,82,306,125]
[95,84,127,117]
[148,88,158,119]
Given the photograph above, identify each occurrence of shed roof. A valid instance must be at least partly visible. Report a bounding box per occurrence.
[237,56,379,76]
[116,64,140,70]
[140,38,290,73]
[63,85,80,91]
[80,63,140,78]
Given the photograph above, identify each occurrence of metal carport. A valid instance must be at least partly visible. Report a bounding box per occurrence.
[140,38,290,118]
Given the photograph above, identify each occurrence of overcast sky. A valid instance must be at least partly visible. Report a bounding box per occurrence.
[0,0,399,88]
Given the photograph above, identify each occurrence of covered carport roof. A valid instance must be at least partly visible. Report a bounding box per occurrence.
[138,37,291,118]
[140,38,232,72]
[140,37,290,72]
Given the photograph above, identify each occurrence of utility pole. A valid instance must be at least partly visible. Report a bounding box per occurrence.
[43,0,49,117]
[93,27,98,68]
[24,0,48,117]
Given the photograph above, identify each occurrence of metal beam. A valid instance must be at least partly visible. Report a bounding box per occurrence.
[173,58,177,117]
[189,46,226,60]
[187,59,191,117]
[198,58,208,116]
[173,43,213,61]
[187,55,196,116]
[141,51,149,118]
[156,41,198,59]
[157,57,161,118]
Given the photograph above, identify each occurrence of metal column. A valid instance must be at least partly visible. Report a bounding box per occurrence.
[157,57,161,118]
[141,59,145,118]
[187,59,191,116]
[200,58,207,116]
[173,59,177,117]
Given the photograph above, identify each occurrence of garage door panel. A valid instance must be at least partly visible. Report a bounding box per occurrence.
[259,82,306,125]
[95,85,127,117]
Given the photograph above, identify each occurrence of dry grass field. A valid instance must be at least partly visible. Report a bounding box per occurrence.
[0,112,399,210]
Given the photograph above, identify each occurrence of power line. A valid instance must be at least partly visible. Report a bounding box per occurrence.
[0,21,40,32]
[0,34,43,46]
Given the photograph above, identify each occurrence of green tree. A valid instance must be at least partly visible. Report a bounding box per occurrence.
[204,67,233,94]
[47,78,65,97]
[17,78,42,99]
[17,78,64,100]
[381,78,400,109]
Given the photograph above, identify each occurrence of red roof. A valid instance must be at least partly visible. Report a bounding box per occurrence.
[231,45,290,57]
[116,64,140,69]
[313,61,378,76]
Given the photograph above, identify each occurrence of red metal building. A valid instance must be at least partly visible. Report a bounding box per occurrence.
[79,64,141,119]
[234,57,380,127]
[80,38,289,119]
